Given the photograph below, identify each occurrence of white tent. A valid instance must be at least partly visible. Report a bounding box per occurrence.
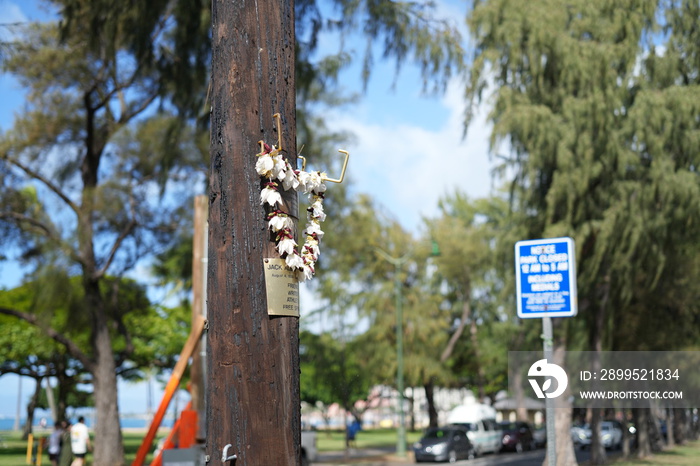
[446,393,497,424]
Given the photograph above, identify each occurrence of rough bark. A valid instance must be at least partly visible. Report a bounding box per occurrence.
[649,411,664,452]
[424,381,439,428]
[407,389,416,432]
[191,195,208,441]
[510,364,528,421]
[635,408,651,457]
[589,409,607,464]
[667,408,675,447]
[542,337,577,466]
[589,281,609,465]
[621,415,631,458]
[87,280,125,465]
[207,0,300,465]
[673,408,687,445]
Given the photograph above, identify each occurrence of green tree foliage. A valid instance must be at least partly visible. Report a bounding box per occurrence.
[426,193,513,397]
[57,0,211,121]
[300,330,371,420]
[0,274,189,429]
[0,279,88,429]
[1,1,468,461]
[0,14,202,463]
[467,0,700,461]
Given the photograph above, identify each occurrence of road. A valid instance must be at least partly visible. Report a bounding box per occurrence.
[315,447,598,466]
[444,448,593,466]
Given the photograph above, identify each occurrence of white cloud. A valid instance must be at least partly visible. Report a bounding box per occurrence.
[329,79,497,232]
[0,1,26,43]
[0,1,27,25]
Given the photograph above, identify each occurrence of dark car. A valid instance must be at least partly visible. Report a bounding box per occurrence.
[413,426,476,463]
[499,421,535,453]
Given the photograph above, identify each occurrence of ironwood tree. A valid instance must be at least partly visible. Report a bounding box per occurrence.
[466,0,700,463]
[0,16,204,463]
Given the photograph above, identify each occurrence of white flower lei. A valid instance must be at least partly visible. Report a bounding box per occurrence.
[256,143,328,282]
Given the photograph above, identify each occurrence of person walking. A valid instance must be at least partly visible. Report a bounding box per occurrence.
[70,417,91,466]
[47,421,65,466]
[58,421,72,466]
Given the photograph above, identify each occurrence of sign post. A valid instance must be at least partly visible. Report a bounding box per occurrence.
[515,237,577,466]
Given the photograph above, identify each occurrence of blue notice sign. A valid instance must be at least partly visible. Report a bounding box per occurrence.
[515,237,577,318]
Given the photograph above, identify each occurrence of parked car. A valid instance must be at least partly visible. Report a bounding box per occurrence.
[301,430,317,466]
[446,399,502,456]
[413,426,476,463]
[532,426,546,448]
[450,419,502,456]
[571,423,587,446]
[575,421,623,450]
[498,421,536,453]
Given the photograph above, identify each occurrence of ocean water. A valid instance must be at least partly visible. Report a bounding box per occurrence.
[0,417,174,431]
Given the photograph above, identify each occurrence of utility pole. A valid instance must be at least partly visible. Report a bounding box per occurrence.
[14,376,21,431]
[191,194,208,442]
[375,249,408,458]
[208,0,300,465]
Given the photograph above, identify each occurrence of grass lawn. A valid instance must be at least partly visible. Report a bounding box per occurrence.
[315,428,422,451]
[0,430,164,466]
[607,441,700,465]
[3,429,699,465]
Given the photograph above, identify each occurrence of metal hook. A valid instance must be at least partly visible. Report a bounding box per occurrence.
[296,145,306,171]
[272,113,282,152]
[222,444,237,462]
[321,150,350,184]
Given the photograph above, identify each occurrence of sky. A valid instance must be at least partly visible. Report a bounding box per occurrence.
[0,0,498,420]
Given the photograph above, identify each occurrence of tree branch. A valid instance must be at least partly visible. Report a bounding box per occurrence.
[0,306,94,372]
[0,212,56,237]
[0,212,85,266]
[119,90,159,124]
[94,214,137,280]
[1,155,80,215]
[440,283,472,363]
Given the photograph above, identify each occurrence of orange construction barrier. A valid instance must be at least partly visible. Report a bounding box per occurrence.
[132,315,206,466]
[177,410,199,449]
[149,404,199,466]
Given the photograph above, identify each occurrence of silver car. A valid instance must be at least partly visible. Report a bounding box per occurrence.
[574,421,623,450]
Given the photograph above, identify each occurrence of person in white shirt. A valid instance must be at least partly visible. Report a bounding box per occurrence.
[70,416,91,466]
[47,421,65,466]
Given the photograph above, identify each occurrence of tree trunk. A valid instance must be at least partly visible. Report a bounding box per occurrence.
[22,377,42,440]
[469,318,485,400]
[191,195,208,441]
[667,408,675,447]
[649,411,664,452]
[635,408,651,457]
[440,282,471,364]
[621,414,631,458]
[673,408,687,445]
[589,409,607,464]
[424,381,438,428]
[207,0,300,464]
[407,388,416,432]
[55,363,69,424]
[509,328,528,421]
[45,377,58,424]
[542,338,577,466]
[589,280,609,464]
[91,297,125,465]
[509,356,528,421]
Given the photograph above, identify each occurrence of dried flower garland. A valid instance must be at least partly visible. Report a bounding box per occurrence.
[256,143,328,282]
